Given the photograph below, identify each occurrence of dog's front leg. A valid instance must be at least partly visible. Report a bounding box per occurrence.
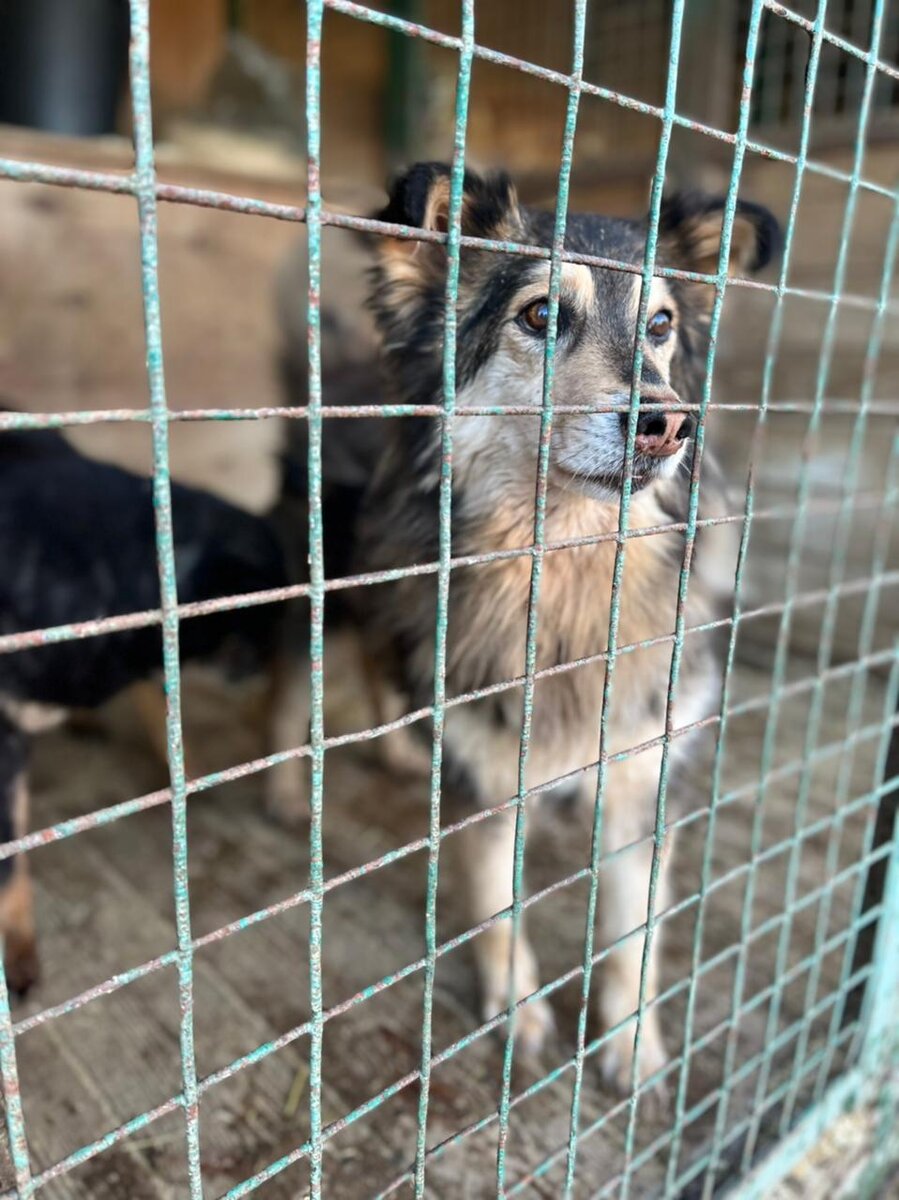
[0,722,38,994]
[264,601,311,828]
[460,810,555,1057]
[592,751,671,1094]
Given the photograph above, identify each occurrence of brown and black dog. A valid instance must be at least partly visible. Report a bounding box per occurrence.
[0,423,290,991]
[334,163,780,1088]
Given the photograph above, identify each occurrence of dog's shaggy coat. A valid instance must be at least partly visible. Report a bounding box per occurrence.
[351,164,780,1085]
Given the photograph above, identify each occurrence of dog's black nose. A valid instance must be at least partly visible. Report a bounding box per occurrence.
[618,409,696,457]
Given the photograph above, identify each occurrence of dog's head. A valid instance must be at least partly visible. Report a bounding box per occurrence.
[368,162,780,502]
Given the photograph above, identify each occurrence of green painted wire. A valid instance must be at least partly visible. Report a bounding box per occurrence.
[509,879,887,1199]
[738,3,892,1168]
[856,646,899,1071]
[129,1,203,1194]
[765,194,899,1146]
[619,3,774,1193]
[560,0,686,1194]
[663,0,829,1188]
[413,2,475,1194]
[729,0,892,1176]
[807,434,899,1111]
[836,646,899,1072]
[493,3,588,1194]
[0,940,32,1195]
[702,1,890,1191]
[304,2,327,1195]
[0,1,896,1197]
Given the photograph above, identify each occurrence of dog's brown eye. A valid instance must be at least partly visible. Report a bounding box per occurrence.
[520,298,549,334]
[648,309,673,341]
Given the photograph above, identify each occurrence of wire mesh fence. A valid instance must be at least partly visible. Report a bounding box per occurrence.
[0,0,897,1197]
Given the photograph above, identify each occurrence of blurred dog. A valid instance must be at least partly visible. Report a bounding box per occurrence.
[266,239,425,823]
[0,421,289,991]
[344,163,781,1088]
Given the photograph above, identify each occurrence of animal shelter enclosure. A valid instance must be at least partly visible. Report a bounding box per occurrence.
[0,0,899,1197]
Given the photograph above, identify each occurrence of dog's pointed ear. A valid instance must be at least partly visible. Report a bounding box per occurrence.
[659,192,781,305]
[372,161,524,284]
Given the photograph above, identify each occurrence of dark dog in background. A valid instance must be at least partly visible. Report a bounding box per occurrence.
[334,163,781,1087]
[0,421,289,990]
[267,259,430,822]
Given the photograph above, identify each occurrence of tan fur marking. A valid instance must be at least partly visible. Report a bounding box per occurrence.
[514,263,595,315]
[0,778,38,993]
[129,679,198,781]
[561,262,595,309]
[0,696,65,734]
[680,211,757,278]
[625,275,680,371]
[377,175,522,287]
[264,650,311,827]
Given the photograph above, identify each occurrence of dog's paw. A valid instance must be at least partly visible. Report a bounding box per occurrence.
[482,990,555,1060]
[598,1022,669,1099]
[5,934,39,997]
[265,759,310,829]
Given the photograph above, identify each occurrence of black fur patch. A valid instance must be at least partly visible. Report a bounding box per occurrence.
[0,420,289,712]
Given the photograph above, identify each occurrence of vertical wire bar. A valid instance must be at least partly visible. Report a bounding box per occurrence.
[619,5,768,1196]
[770,195,899,1141]
[760,8,781,126]
[571,15,691,1192]
[664,0,826,1186]
[0,940,32,1197]
[738,0,889,1171]
[661,13,825,1187]
[128,3,202,1193]
[789,17,807,125]
[856,642,899,1072]
[560,3,686,1195]
[701,3,887,1191]
[807,441,899,1105]
[847,0,873,114]
[740,36,895,1167]
[412,2,474,1192]
[493,6,587,1190]
[304,3,327,1195]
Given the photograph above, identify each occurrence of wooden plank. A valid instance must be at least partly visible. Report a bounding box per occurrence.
[149,0,227,118]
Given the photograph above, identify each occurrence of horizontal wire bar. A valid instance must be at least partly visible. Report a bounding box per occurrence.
[765,1,899,82]
[15,700,892,1051]
[0,158,896,313]
[218,878,881,1200]
[0,490,894,657]
[320,0,899,201]
[2,635,895,876]
[16,1095,186,1195]
[11,792,891,1197]
[379,940,874,1199]
[14,702,894,1044]
[3,398,899,436]
[590,1019,861,1200]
